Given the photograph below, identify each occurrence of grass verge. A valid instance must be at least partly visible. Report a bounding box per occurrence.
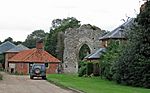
[47,77,83,93]
[47,74,150,93]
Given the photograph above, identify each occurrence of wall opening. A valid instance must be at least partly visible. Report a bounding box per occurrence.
[79,44,91,60]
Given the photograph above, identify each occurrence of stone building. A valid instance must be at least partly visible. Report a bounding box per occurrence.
[63,24,105,73]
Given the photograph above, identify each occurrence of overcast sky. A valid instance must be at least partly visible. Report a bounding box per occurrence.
[0,0,144,42]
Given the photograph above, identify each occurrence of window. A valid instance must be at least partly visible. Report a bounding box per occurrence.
[45,63,49,68]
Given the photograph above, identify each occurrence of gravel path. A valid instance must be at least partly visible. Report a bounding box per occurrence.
[0,72,75,93]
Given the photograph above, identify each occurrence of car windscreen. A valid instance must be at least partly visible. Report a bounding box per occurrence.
[33,65,45,69]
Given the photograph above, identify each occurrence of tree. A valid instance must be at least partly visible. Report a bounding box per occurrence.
[51,19,62,30]
[2,37,22,45]
[3,37,13,43]
[114,1,150,88]
[13,41,22,45]
[23,30,47,48]
[45,17,81,60]
[100,40,123,80]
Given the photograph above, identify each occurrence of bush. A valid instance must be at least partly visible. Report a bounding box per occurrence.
[100,40,122,80]
[0,73,2,80]
[93,63,100,76]
[78,61,100,77]
[78,61,87,77]
[78,65,86,77]
[86,62,93,76]
[0,68,4,71]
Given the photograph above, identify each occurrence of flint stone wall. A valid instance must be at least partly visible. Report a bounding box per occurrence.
[63,24,104,73]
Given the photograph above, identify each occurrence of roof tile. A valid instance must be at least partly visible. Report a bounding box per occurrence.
[8,48,60,63]
[99,18,134,40]
[0,41,16,54]
[6,44,29,53]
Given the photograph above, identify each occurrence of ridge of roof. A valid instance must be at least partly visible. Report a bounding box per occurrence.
[0,41,16,54]
[99,18,134,40]
[6,44,29,53]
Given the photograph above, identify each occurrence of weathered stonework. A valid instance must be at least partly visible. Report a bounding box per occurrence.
[63,24,104,73]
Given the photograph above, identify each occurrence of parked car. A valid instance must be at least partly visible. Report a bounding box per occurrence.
[30,64,46,79]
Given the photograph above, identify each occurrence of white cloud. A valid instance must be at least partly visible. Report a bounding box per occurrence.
[0,0,142,41]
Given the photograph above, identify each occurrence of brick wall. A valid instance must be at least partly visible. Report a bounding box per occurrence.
[11,62,59,74]
[5,52,18,71]
[46,63,59,74]
[15,63,28,75]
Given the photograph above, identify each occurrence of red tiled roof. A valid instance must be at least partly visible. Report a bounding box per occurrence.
[8,48,60,63]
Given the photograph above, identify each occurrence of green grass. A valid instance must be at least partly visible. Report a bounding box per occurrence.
[47,74,150,93]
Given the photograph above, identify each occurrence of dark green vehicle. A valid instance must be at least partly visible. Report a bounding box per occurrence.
[30,64,46,80]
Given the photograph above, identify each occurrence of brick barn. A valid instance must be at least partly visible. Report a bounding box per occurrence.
[7,40,60,74]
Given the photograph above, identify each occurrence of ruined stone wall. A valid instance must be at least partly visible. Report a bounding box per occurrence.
[63,24,104,73]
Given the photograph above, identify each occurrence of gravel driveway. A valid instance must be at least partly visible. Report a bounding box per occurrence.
[0,72,75,93]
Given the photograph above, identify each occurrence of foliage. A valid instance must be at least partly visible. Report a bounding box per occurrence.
[3,37,13,42]
[0,54,4,66]
[114,1,150,88]
[45,17,81,60]
[51,19,62,30]
[23,30,47,48]
[2,37,22,45]
[86,62,93,76]
[93,62,100,76]
[78,61,87,77]
[13,41,22,45]
[0,73,2,80]
[100,40,123,80]
[47,74,150,93]
[78,61,100,77]
[0,67,4,71]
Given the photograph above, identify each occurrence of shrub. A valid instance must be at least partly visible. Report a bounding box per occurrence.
[93,62,100,76]
[86,62,93,76]
[100,40,122,80]
[78,61,87,77]
[78,65,86,77]
[0,73,2,80]
[78,61,99,77]
[0,68,4,71]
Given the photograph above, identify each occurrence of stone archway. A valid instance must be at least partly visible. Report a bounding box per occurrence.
[63,24,104,73]
[79,44,91,60]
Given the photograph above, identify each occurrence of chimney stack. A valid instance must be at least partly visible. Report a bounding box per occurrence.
[36,39,44,49]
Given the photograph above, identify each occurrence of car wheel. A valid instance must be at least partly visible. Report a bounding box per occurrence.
[34,68,41,74]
